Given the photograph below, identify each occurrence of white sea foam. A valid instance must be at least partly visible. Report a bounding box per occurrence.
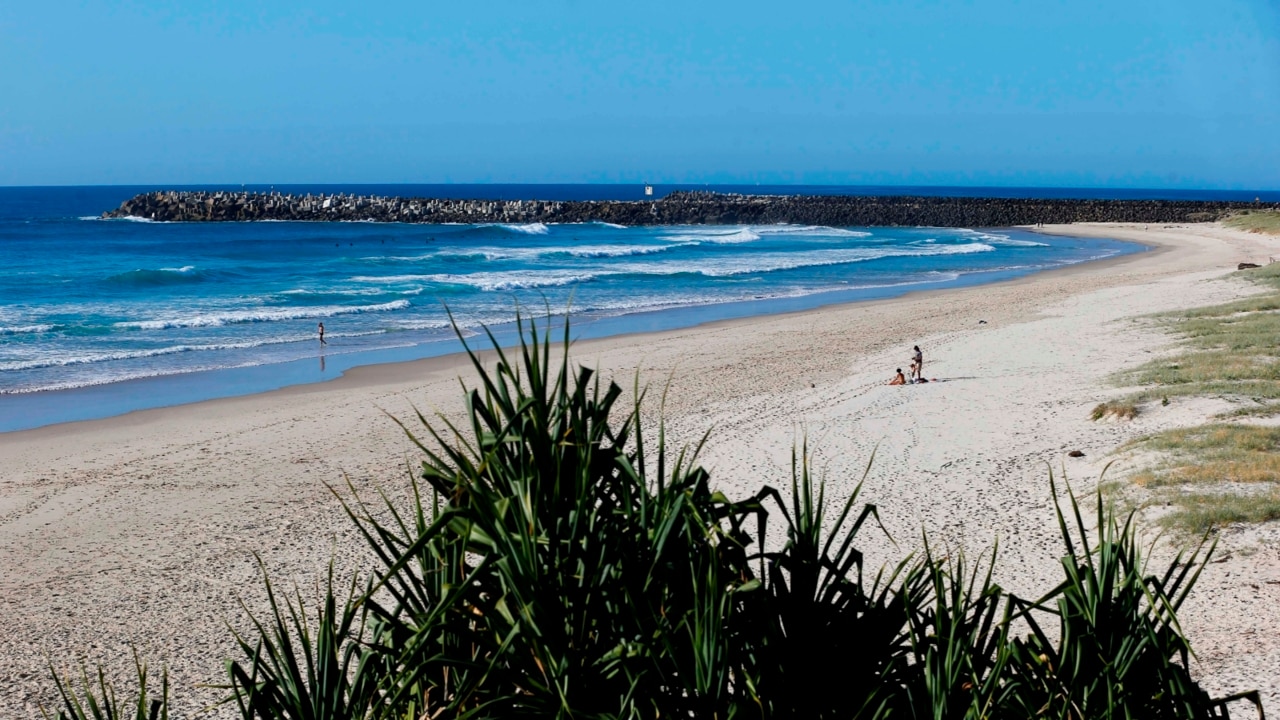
[1,366,246,394]
[660,225,872,244]
[113,300,411,330]
[0,337,296,372]
[497,222,550,235]
[423,270,601,292]
[592,221,629,229]
[278,287,420,297]
[661,228,762,244]
[0,324,55,336]
[110,215,166,223]
[0,326,401,375]
[613,242,996,278]
[994,238,1050,247]
[438,250,512,261]
[389,319,458,331]
[350,274,438,283]
[545,244,680,259]
[352,242,997,290]
[360,249,513,263]
[752,224,873,238]
[956,229,1049,247]
[559,269,972,318]
[159,265,196,273]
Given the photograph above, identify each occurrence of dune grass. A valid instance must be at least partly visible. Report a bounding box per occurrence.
[1127,424,1280,487]
[1162,490,1280,534]
[1116,425,1280,533]
[1225,209,1280,236]
[1102,264,1280,534]
[1116,264,1280,414]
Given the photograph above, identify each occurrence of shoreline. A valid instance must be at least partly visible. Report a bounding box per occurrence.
[0,228,1146,434]
[4,222,1280,716]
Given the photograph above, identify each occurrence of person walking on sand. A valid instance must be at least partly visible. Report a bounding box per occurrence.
[318,322,327,346]
[911,345,923,382]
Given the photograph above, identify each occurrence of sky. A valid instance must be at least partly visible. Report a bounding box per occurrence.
[2,1,1278,188]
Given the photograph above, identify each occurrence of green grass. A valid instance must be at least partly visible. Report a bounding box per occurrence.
[1115,425,1280,534]
[1162,490,1280,534]
[1100,263,1280,534]
[1125,424,1280,487]
[1111,264,1280,415]
[45,314,1241,720]
[1225,209,1280,235]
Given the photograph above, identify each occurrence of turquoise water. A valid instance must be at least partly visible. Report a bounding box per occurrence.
[0,186,1146,430]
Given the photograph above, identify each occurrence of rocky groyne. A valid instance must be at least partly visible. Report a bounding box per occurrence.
[103,190,1274,227]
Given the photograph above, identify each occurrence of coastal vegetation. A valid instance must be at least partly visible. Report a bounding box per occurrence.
[1123,425,1280,531]
[1090,400,1139,421]
[46,317,1245,719]
[1101,263,1280,531]
[1225,209,1280,235]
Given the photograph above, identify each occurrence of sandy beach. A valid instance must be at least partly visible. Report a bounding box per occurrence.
[4,222,1280,717]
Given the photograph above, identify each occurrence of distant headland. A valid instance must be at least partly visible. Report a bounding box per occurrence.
[102,190,1276,226]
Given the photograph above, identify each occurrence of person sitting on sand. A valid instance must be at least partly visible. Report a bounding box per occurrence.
[889,368,906,385]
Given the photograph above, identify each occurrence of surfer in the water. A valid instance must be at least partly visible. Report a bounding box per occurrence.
[318,322,327,346]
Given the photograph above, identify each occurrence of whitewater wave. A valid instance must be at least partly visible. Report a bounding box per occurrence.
[389,319,460,331]
[992,238,1050,247]
[660,225,872,244]
[108,215,170,223]
[377,242,998,291]
[0,336,300,372]
[753,224,873,238]
[424,271,601,292]
[661,228,762,244]
[0,324,55,336]
[114,300,411,330]
[278,287,420,297]
[543,244,681,259]
[496,222,550,235]
[350,275,438,284]
[956,229,1049,247]
[614,242,997,278]
[437,250,512,261]
[550,270,972,319]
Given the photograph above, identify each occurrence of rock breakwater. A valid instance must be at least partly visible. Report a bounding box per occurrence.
[103,190,1274,227]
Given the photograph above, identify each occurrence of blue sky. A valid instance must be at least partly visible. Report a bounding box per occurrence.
[2,1,1278,188]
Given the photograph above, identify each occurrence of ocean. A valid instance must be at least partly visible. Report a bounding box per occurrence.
[4,183,1260,431]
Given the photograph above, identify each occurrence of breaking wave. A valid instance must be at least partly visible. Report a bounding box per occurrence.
[0,324,55,336]
[105,266,205,287]
[113,300,411,330]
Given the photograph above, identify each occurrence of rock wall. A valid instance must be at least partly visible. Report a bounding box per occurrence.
[102,190,1275,226]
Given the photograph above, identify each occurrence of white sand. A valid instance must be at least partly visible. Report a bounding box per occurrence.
[3,222,1280,716]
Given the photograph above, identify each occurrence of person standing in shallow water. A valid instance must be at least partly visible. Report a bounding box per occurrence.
[318,322,327,346]
[911,345,923,382]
